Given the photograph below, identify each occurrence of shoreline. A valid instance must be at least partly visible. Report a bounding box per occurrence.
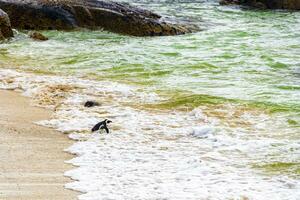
[0,90,79,199]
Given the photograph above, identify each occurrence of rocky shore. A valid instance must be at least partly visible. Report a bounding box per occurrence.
[1,0,299,40]
[220,0,300,10]
[0,0,195,36]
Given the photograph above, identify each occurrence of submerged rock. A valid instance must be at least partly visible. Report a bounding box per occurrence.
[220,0,300,10]
[29,31,48,41]
[0,0,196,36]
[84,100,100,108]
[0,8,13,39]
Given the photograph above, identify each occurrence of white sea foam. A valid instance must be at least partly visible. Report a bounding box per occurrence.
[0,69,299,200]
[190,126,215,138]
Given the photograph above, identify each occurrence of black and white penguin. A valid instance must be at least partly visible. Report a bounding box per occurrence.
[91,119,112,134]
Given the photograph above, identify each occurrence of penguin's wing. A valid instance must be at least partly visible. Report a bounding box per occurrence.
[91,122,103,132]
[103,126,110,134]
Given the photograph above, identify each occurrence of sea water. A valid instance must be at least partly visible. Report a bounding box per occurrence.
[0,1,299,199]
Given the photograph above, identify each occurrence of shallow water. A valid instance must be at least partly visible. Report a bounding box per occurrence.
[0,0,300,199]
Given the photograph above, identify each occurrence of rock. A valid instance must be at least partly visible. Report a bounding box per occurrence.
[0,0,197,36]
[0,8,13,39]
[29,31,48,41]
[219,0,240,5]
[84,101,100,108]
[220,0,300,9]
[254,2,268,9]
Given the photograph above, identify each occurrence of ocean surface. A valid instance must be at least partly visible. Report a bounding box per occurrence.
[0,0,299,199]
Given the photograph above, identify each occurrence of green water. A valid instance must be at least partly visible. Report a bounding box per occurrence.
[1,2,300,129]
[254,162,300,177]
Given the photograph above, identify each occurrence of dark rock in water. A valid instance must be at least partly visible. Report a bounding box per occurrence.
[219,0,240,5]
[220,0,300,10]
[0,8,13,39]
[0,0,197,36]
[84,100,100,108]
[29,31,48,41]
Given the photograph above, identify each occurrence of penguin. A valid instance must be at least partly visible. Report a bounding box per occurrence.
[91,119,112,134]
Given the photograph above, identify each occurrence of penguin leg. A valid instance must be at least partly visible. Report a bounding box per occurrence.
[104,126,110,134]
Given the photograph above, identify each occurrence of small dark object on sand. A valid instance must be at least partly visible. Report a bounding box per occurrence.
[29,31,48,41]
[92,119,112,134]
[84,101,100,107]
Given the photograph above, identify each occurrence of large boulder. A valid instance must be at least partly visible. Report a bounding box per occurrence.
[0,8,13,39]
[0,0,196,36]
[220,0,300,10]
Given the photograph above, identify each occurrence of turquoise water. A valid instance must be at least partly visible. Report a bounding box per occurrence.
[0,1,300,199]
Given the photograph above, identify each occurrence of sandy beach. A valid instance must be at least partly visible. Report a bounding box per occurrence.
[0,90,78,199]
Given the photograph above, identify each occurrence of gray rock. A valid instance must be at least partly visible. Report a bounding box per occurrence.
[220,0,300,10]
[0,8,13,40]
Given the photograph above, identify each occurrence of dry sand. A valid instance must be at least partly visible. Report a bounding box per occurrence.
[0,90,79,199]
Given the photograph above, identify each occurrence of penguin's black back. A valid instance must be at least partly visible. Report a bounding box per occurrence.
[91,121,103,132]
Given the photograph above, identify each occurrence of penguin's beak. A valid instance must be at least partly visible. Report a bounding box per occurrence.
[107,120,112,123]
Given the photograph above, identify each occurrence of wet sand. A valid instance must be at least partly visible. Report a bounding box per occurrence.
[0,90,78,199]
